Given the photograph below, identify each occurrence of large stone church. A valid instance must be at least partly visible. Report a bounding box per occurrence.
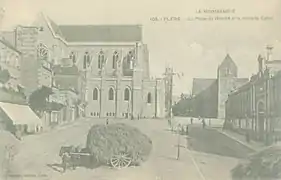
[191,54,248,119]
[1,13,165,119]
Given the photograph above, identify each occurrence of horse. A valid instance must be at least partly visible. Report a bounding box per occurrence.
[59,146,80,172]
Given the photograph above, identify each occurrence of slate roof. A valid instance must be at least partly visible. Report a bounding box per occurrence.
[235,78,249,85]
[192,78,216,96]
[58,25,142,42]
[47,17,65,38]
[0,38,21,54]
[46,17,142,42]
[53,65,79,75]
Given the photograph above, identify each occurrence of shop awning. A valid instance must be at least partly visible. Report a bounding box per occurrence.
[0,102,42,125]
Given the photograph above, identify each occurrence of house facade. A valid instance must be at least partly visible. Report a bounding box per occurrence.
[225,55,281,144]
[0,38,22,91]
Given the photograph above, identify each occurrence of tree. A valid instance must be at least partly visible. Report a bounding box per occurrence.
[28,86,53,117]
[0,69,10,84]
[172,93,193,117]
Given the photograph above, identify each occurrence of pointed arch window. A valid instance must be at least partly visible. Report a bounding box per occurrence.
[98,51,105,69]
[108,87,114,100]
[113,51,119,69]
[93,88,99,100]
[83,51,90,69]
[70,51,76,64]
[124,88,130,101]
[147,92,152,103]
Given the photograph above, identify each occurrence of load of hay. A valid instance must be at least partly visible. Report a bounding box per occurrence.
[86,123,152,166]
[231,145,281,180]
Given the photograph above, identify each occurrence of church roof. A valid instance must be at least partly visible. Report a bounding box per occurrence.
[46,17,142,42]
[58,25,142,42]
[192,78,216,96]
[47,17,65,38]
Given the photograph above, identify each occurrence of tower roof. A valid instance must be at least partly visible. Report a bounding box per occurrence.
[218,54,237,69]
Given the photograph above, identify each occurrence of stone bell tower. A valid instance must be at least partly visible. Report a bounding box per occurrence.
[217,54,238,119]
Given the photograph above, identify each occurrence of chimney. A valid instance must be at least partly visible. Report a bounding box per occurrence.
[258,55,263,72]
[266,45,273,62]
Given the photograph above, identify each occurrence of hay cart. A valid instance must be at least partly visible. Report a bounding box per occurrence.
[86,123,152,169]
[68,151,133,169]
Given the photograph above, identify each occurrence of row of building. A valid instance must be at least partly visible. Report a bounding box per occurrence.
[225,50,281,144]
[188,46,281,144]
[0,12,166,136]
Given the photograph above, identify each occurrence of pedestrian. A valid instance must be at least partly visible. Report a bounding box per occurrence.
[106,119,109,125]
[178,123,181,133]
[202,118,206,129]
[190,117,193,124]
[61,151,71,173]
[186,125,189,136]
[181,125,185,135]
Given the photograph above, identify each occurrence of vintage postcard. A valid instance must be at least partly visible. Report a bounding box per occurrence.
[0,0,280,179]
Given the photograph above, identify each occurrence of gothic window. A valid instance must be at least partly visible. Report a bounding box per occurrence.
[147,93,152,103]
[83,52,90,69]
[37,43,49,61]
[108,87,114,100]
[124,88,130,101]
[93,88,99,100]
[70,51,76,64]
[113,51,119,69]
[98,51,105,69]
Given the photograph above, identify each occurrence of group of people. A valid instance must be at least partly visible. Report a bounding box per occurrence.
[175,117,207,135]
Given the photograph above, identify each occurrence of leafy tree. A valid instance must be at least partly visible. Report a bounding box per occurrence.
[28,86,53,117]
[0,69,11,84]
[172,93,193,117]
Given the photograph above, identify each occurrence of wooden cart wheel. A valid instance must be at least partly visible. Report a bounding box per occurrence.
[110,152,132,169]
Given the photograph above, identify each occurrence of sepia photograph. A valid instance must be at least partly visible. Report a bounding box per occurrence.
[0,0,280,179]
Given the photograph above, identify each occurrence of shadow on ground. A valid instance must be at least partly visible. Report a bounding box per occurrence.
[47,157,101,173]
[186,126,255,159]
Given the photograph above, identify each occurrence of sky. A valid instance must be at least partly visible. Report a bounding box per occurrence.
[0,0,281,95]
